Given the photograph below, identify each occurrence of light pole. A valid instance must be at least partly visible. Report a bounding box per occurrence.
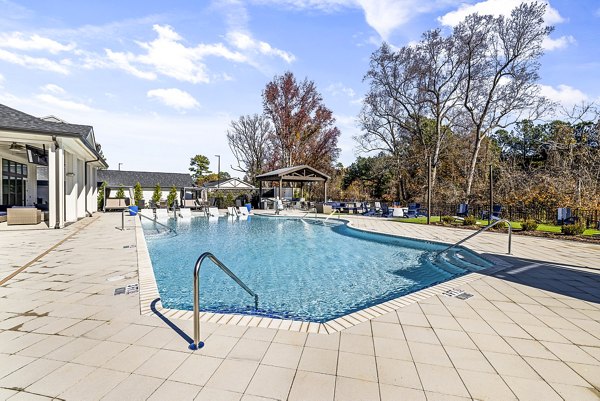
[215,155,220,189]
[118,163,123,171]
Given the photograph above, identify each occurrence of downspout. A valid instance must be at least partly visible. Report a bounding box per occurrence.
[52,136,61,229]
[84,158,100,217]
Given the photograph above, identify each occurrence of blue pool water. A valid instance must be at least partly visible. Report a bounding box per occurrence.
[142,215,490,322]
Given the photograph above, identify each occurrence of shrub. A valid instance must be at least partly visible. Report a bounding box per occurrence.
[167,186,178,208]
[97,181,107,209]
[115,185,125,199]
[561,221,586,236]
[134,182,143,206]
[521,219,538,231]
[463,215,477,226]
[491,220,507,230]
[151,184,162,205]
[441,216,454,225]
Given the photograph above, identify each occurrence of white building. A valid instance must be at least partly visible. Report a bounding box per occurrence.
[97,170,194,208]
[0,104,107,228]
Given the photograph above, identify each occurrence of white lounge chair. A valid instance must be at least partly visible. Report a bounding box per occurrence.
[139,208,154,219]
[238,206,250,217]
[155,208,169,220]
[227,207,239,218]
[179,208,192,219]
[208,207,225,217]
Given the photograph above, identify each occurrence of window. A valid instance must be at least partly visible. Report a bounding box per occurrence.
[2,159,27,206]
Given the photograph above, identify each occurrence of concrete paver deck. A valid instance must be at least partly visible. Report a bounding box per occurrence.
[0,212,599,400]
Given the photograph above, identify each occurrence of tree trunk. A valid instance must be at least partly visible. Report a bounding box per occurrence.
[465,135,483,200]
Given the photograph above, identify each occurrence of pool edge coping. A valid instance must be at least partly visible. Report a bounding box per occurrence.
[135,214,514,334]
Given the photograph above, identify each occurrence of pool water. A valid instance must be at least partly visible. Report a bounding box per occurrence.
[142,215,490,322]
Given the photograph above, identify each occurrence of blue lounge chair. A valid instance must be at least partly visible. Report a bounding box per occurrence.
[380,203,394,218]
[362,203,377,216]
[482,204,502,220]
[405,203,419,218]
[457,203,469,217]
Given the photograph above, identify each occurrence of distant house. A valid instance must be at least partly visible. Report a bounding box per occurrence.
[203,177,256,193]
[97,170,194,207]
[0,103,107,228]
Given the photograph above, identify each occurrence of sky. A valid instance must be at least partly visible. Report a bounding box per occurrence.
[0,0,599,176]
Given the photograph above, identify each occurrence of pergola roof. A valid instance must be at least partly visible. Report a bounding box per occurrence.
[256,165,329,182]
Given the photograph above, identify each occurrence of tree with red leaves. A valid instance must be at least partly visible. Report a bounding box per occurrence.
[262,71,340,171]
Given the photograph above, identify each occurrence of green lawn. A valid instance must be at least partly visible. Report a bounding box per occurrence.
[392,216,600,237]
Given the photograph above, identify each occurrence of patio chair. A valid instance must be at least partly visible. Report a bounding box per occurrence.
[482,204,502,221]
[179,208,192,219]
[362,203,377,216]
[456,203,469,217]
[238,206,250,217]
[404,203,419,218]
[380,203,394,218]
[139,208,155,219]
[208,207,225,217]
[557,207,577,225]
[155,208,169,220]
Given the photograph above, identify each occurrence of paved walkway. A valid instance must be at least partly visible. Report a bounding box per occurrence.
[0,212,599,400]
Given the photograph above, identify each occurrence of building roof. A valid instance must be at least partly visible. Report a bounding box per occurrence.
[203,177,257,190]
[98,170,194,188]
[0,103,106,166]
[255,165,330,182]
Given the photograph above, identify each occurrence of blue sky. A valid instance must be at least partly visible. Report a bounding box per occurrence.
[0,0,598,175]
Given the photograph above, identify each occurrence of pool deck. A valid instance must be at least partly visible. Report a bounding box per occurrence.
[1,211,599,400]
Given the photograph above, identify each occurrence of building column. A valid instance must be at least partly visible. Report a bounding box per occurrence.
[48,143,65,228]
[76,158,85,218]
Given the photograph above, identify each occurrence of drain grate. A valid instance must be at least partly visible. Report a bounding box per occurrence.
[123,245,137,249]
[114,283,139,296]
[442,288,474,300]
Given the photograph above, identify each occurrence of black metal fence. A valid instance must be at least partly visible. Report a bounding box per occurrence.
[429,203,600,227]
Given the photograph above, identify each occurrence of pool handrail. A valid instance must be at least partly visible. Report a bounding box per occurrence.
[323,209,341,224]
[436,218,512,258]
[121,207,176,234]
[191,252,259,350]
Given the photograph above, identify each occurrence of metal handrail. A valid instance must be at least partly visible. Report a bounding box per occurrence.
[436,218,512,257]
[191,252,259,350]
[323,208,341,224]
[121,207,177,234]
[299,207,318,222]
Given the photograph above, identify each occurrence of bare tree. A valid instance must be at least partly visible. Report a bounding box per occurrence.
[227,114,271,184]
[455,2,552,198]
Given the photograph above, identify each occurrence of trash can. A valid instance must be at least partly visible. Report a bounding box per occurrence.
[129,206,138,216]
[245,203,252,212]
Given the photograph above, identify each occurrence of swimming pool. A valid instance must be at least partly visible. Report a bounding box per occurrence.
[142,215,490,322]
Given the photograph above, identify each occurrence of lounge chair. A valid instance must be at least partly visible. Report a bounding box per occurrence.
[457,203,469,217]
[139,208,155,219]
[238,206,250,217]
[362,203,377,216]
[227,207,239,218]
[404,203,419,218]
[380,203,394,218]
[179,208,192,219]
[155,208,169,220]
[482,204,502,221]
[208,207,225,217]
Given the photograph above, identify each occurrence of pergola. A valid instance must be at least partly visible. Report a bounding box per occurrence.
[256,165,330,204]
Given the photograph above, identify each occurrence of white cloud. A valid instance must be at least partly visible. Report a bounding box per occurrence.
[227,31,295,63]
[252,0,459,40]
[0,49,70,74]
[542,35,576,51]
[105,49,157,80]
[40,83,65,94]
[539,84,588,107]
[35,93,93,112]
[0,73,4,84]
[105,24,250,84]
[0,32,76,54]
[439,0,564,27]
[147,88,200,110]
[327,82,356,98]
